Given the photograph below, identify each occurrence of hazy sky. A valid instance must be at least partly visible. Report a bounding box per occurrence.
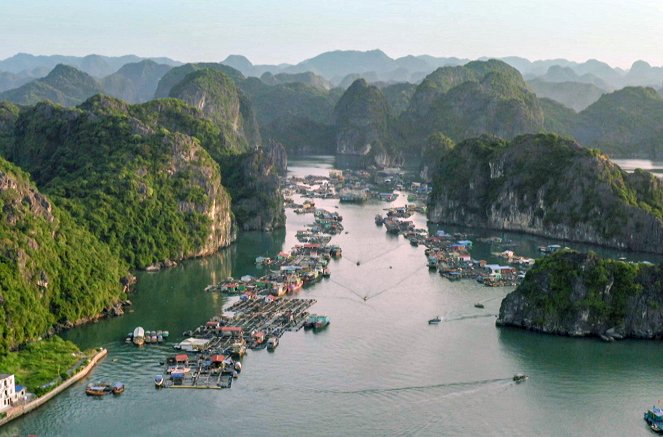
[2,0,663,67]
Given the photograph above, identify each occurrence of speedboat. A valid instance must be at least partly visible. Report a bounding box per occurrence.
[513,373,528,382]
[428,316,442,324]
[154,375,164,388]
[644,405,663,432]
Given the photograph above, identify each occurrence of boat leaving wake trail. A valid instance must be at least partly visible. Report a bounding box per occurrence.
[443,313,497,322]
[306,377,512,395]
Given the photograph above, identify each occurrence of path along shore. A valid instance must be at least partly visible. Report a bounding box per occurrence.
[0,348,108,427]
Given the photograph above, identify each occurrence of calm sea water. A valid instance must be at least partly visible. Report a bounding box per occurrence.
[3,156,663,437]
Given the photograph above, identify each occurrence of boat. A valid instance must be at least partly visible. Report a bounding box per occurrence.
[162,331,169,338]
[314,315,330,329]
[375,214,384,226]
[132,327,145,346]
[267,336,279,351]
[112,382,125,394]
[644,406,663,433]
[304,314,317,329]
[85,383,112,396]
[474,303,485,309]
[166,365,191,374]
[234,361,242,373]
[513,373,528,383]
[409,238,419,247]
[154,375,164,388]
[428,316,442,324]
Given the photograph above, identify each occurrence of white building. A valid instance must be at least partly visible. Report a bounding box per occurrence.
[0,374,26,412]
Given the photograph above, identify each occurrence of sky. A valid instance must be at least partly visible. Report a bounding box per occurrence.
[1,0,663,68]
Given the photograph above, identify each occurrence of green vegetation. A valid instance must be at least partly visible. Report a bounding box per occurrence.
[517,250,644,325]
[0,157,127,352]
[428,133,663,252]
[0,336,86,395]
[2,96,232,268]
[0,64,102,107]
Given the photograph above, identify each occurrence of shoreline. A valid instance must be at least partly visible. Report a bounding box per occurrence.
[0,348,108,428]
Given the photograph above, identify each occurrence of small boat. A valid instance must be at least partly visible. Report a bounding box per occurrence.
[154,375,164,387]
[428,316,442,324]
[112,382,125,394]
[132,327,145,346]
[304,314,317,329]
[267,336,279,351]
[314,315,330,329]
[234,361,242,373]
[375,214,384,226]
[151,334,158,343]
[409,238,419,247]
[162,331,169,338]
[474,303,485,309]
[85,383,112,396]
[157,335,164,343]
[513,373,528,383]
[644,405,663,432]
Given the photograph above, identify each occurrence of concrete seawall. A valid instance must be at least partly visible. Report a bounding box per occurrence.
[0,348,108,427]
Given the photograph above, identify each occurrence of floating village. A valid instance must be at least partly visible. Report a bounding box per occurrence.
[106,166,550,393]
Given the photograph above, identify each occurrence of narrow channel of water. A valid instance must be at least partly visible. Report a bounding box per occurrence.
[3,156,662,437]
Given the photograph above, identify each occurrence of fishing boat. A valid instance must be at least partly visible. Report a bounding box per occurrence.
[154,375,164,388]
[314,315,330,329]
[513,373,528,382]
[428,316,442,324]
[645,406,663,433]
[267,336,279,351]
[112,382,125,394]
[132,327,145,346]
[85,383,112,396]
[474,303,485,309]
[375,214,384,226]
[427,257,438,269]
[231,339,247,357]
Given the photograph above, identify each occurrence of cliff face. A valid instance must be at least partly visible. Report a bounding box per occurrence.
[2,96,236,268]
[334,79,396,166]
[428,134,663,253]
[497,251,663,339]
[0,157,127,351]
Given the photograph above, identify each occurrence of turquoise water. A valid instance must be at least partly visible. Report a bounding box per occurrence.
[3,156,662,437]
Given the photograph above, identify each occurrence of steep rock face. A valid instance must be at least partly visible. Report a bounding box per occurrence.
[428,134,663,253]
[497,251,663,339]
[402,60,544,148]
[0,64,103,106]
[3,96,235,268]
[334,79,398,167]
[0,157,128,352]
[169,69,250,150]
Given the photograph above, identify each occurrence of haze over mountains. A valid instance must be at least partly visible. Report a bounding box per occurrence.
[2,49,663,162]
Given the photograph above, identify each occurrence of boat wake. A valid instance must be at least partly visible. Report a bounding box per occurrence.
[306,377,512,396]
[442,313,498,322]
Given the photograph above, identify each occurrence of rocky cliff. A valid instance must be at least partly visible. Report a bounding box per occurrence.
[0,157,128,352]
[497,251,663,340]
[334,79,401,167]
[428,133,663,253]
[2,95,236,268]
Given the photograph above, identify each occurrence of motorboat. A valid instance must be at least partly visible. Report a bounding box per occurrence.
[474,303,485,309]
[85,383,112,396]
[513,373,528,383]
[428,316,442,324]
[154,375,164,388]
[267,336,279,351]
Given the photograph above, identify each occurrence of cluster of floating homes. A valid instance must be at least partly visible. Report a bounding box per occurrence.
[284,168,431,207]
[157,195,341,390]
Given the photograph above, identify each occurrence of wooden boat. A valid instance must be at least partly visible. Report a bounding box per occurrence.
[267,336,279,351]
[132,326,145,346]
[112,382,125,394]
[474,303,485,309]
[154,375,164,387]
[428,316,442,324]
[85,383,112,396]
